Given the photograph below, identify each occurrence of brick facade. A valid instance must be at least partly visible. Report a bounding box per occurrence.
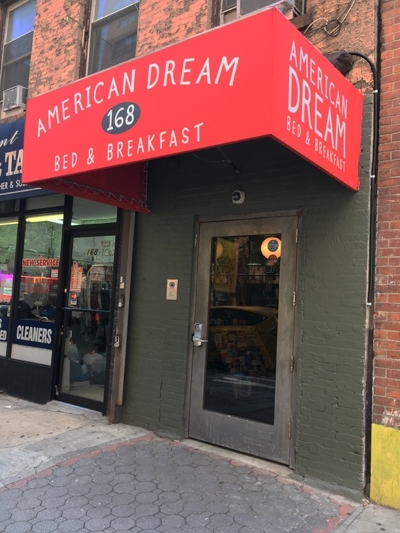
[28,0,212,100]
[29,0,87,98]
[306,0,375,91]
[136,0,211,56]
[367,0,400,509]
[374,0,400,429]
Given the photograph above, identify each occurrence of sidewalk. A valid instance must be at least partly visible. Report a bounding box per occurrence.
[0,394,399,533]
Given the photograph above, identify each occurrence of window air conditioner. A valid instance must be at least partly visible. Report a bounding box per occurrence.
[240,0,304,17]
[2,85,27,112]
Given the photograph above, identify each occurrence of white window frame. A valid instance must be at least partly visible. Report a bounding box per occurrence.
[87,0,140,76]
[0,0,36,96]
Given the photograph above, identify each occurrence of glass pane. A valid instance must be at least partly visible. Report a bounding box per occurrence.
[222,0,237,11]
[19,215,63,314]
[10,214,63,365]
[0,217,18,357]
[2,55,31,92]
[3,32,33,64]
[61,235,115,402]
[66,235,115,311]
[66,236,115,311]
[0,200,20,214]
[72,197,117,225]
[94,0,136,20]
[7,0,36,42]
[2,32,32,93]
[11,213,63,365]
[26,194,64,210]
[61,310,108,403]
[240,0,278,15]
[90,8,138,73]
[204,234,281,425]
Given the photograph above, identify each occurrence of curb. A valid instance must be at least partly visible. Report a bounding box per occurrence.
[0,432,155,491]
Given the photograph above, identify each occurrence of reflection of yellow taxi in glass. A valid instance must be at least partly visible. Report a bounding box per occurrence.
[208,306,278,374]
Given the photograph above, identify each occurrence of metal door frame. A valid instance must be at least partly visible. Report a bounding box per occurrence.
[54,224,118,414]
[185,210,301,467]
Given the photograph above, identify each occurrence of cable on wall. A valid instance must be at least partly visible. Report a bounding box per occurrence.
[303,0,357,41]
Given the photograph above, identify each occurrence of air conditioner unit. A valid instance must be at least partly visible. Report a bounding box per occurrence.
[2,85,27,112]
[240,0,304,17]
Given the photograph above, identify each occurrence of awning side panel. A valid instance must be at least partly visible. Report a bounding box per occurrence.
[270,9,363,190]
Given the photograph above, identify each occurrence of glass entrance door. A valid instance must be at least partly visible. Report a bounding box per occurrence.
[58,232,116,411]
[189,216,298,464]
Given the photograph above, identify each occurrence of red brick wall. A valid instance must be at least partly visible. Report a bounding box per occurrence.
[136,0,211,57]
[29,0,87,99]
[374,0,400,428]
[28,0,211,99]
[306,0,375,91]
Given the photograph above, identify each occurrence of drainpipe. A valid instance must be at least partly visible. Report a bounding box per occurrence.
[347,51,379,496]
[347,52,379,308]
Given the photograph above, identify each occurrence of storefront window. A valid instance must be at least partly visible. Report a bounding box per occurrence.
[26,194,64,210]
[0,217,18,357]
[10,213,63,365]
[72,197,118,225]
[0,200,19,214]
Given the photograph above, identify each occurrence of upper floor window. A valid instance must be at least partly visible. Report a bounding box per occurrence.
[0,0,36,95]
[221,0,304,24]
[88,0,139,75]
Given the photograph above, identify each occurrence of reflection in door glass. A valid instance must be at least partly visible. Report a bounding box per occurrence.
[61,235,115,404]
[0,217,18,357]
[204,234,281,425]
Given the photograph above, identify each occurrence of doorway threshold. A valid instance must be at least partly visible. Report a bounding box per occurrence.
[51,400,102,415]
[182,438,292,478]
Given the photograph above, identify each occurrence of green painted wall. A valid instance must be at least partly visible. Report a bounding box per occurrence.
[121,99,372,494]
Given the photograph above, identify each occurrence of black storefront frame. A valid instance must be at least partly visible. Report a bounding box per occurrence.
[0,195,122,412]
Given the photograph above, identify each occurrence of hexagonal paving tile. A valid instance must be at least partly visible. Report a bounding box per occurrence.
[0,438,353,533]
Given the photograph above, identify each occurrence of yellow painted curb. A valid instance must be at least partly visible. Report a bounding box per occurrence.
[370,423,400,509]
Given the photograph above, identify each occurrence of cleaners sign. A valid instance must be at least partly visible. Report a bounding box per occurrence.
[0,317,9,357]
[11,319,55,366]
[22,8,363,191]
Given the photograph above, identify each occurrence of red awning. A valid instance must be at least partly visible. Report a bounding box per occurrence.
[35,162,149,212]
[22,8,363,211]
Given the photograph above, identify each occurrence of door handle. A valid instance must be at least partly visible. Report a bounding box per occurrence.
[192,322,209,347]
[192,336,209,347]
